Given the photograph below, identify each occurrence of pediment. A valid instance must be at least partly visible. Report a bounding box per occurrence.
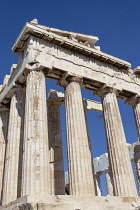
[41,26,99,47]
[12,19,131,70]
[12,19,99,53]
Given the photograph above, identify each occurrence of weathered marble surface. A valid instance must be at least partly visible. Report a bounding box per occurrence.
[0,20,140,209]
[2,88,25,205]
[134,143,140,192]
[105,169,114,196]
[0,195,139,210]
[65,77,96,195]
[1,21,140,105]
[100,87,137,197]
[22,70,51,197]
[48,90,65,195]
[0,107,9,204]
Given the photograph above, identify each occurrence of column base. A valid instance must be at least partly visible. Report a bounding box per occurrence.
[0,195,139,210]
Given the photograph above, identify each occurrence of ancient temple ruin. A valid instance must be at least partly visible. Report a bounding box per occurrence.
[0,19,140,209]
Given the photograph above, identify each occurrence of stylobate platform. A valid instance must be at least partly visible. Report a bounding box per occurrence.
[0,195,139,210]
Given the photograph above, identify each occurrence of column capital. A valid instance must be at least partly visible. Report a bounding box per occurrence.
[26,68,43,73]
[47,90,64,107]
[25,68,44,80]
[57,72,83,87]
[10,84,26,97]
[94,85,118,97]
[0,104,9,112]
[105,168,111,174]
[134,142,140,153]
[125,94,140,106]
[95,171,102,177]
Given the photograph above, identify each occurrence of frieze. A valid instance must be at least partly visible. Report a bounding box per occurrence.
[30,38,136,86]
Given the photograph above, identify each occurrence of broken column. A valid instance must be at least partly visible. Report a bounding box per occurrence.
[64,76,96,195]
[96,86,137,197]
[2,87,25,205]
[22,70,51,197]
[0,105,9,204]
[95,172,102,196]
[48,90,65,195]
[105,169,114,196]
[134,143,140,192]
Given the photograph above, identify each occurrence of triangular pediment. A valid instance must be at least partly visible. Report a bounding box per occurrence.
[37,24,99,46]
[12,19,99,53]
[12,19,131,70]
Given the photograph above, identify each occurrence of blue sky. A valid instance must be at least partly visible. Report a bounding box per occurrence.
[0,0,140,194]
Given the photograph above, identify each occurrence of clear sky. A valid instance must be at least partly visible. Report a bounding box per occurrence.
[0,0,140,194]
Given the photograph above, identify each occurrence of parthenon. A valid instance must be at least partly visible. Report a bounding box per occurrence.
[0,19,140,209]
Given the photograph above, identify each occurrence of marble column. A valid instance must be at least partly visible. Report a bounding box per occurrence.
[22,70,51,197]
[84,109,97,195]
[126,96,140,192]
[2,87,25,205]
[84,110,91,150]
[134,143,140,192]
[99,87,137,197]
[48,90,65,195]
[0,106,9,204]
[65,77,96,195]
[105,169,114,196]
[126,96,140,141]
[95,173,102,196]
[133,98,140,141]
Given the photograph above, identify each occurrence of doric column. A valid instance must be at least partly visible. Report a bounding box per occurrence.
[126,95,140,141]
[133,98,140,141]
[95,173,102,196]
[0,105,9,204]
[126,96,140,192]
[64,76,96,195]
[96,86,137,197]
[134,143,140,191]
[2,87,25,205]
[22,70,51,197]
[105,169,114,196]
[84,107,97,196]
[48,90,65,195]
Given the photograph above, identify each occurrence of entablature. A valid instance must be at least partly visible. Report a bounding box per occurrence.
[12,21,130,70]
[0,21,140,105]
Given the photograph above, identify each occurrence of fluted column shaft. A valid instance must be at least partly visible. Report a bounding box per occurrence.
[126,96,140,192]
[48,97,65,195]
[105,169,114,196]
[2,88,25,205]
[22,70,51,197]
[132,98,140,141]
[65,77,96,195]
[134,143,140,192]
[0,107,9,204]
[101,87,137,197]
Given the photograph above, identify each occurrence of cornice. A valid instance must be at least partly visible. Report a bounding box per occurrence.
[12,22,131,70]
